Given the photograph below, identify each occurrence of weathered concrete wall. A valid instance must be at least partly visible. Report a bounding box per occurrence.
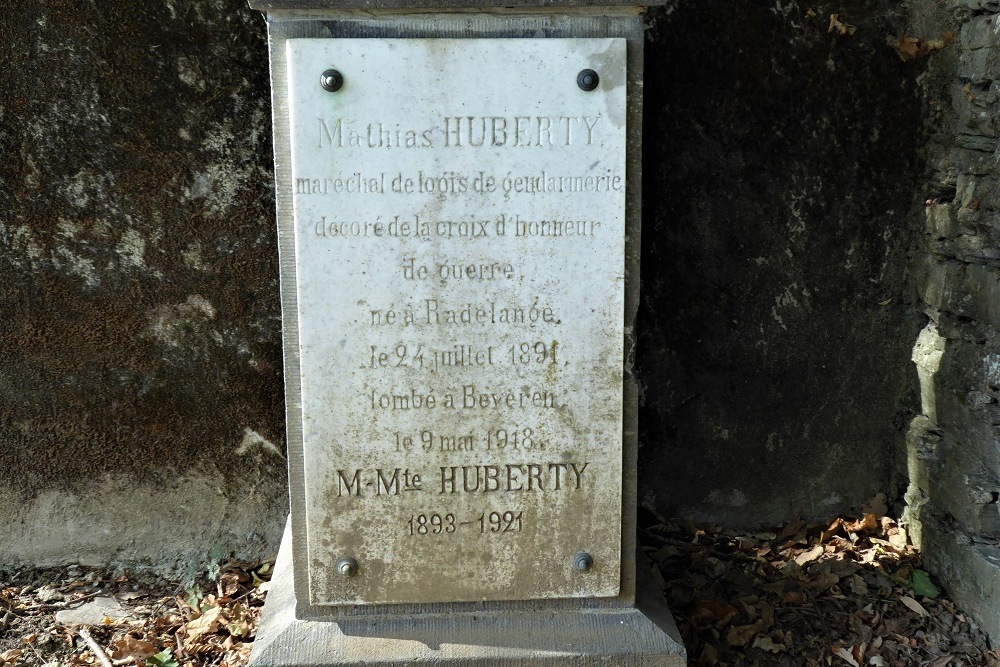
[0,0,980,576]
[0,0,287,569]
[903,0,1000,641]
[637,2,929,526]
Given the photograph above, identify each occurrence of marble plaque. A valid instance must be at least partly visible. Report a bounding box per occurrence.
[286,38,626,605]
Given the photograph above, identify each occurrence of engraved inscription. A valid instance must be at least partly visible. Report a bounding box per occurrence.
[316,115,603,150]
[287,38,626,605]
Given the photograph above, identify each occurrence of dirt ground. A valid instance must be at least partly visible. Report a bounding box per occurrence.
[645,499,999,666]
[0,561,267,667]
[0,501,995,666]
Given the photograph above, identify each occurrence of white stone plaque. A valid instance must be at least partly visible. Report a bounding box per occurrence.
[287,38,626,605]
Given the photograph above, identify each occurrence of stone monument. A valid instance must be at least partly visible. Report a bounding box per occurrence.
[247,1,684,664]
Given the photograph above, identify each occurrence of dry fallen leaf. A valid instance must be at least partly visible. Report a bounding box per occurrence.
[809,566,840,591]
[833,645,860,666]
[691,598,739,625]
[753,635,787,653]
[863,493,888,517]
[777,517,806,544]
[844,514,877,534]
[822,518,844,542]
[726,621,764,648]
[900,595,929,617]
[184,605,225,644]
[219,572,242,598]
[0,649,23,665]
[109,635,158,661]
[829,14,857,36]
[782,590,805,606]
[887,31,956,61]
[649,513,995,667]
[889,35,921,60]
[795,545,825,566]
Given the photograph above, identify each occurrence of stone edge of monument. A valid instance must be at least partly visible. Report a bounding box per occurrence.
[250,519,686,666]
[263,9,648,622]
[249,1,673,11]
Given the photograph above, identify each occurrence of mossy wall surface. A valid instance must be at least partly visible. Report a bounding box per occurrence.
[0,0,286,568]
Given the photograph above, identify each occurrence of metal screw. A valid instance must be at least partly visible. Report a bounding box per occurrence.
[336,557,358,577]
[321,69,344,92]
[573,552,594,572]
[577,69,599,91]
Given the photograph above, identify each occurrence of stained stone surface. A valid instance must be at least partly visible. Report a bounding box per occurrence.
[0,0,961,603]
[0,0,286,570]
[285,38,626,605]
[637,2,930,526]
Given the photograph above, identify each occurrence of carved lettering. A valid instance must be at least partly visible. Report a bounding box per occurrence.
[438,462,589,494]
[442,116,602,147]
[336,469,361,497]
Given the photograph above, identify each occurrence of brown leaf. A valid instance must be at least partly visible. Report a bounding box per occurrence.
[782,590,806,606]
[218,572,242,597]
[888,31,956,61]
[691,598,739,625]
[821,518,844,543]
[726,621,764,648]
[888,35,922,61]
[777,517,805,543]
[795,545,825,566]
[109,635,158,661]
[844,514,877,534]
[184,606,225,645]
[225,603,252,638]
[753,635,787,653]
[808,570,840,591]
[936,30,958,46]
[887,527,908,550]
[828,14,857,36]
[900,595,929,617]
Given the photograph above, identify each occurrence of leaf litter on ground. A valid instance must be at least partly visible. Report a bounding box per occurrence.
[1,498,997,667]
[642,495,999,667]
[0,560,271,667]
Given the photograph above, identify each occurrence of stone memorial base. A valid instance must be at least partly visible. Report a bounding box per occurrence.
[249,521,686,666]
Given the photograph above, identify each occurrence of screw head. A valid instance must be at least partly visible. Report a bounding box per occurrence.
[336,557,358,577]
[573,552,594,572]
[577,69,599,92]
[321,69,344,92]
